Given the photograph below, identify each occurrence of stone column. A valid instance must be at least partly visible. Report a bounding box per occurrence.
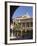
[21,30,22,36]
[29,22,31,27]
[17,32,18,37]
[21,23,22,36]
[25,22,27,32]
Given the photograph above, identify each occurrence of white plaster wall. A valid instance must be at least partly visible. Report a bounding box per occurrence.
[36,4,37,43]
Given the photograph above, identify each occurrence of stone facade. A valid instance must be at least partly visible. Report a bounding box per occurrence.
[12,15,33,38]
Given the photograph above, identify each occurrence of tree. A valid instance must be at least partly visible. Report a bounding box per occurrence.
[14,22,21,31]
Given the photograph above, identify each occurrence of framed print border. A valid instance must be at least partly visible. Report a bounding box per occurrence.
[5,1,36,45]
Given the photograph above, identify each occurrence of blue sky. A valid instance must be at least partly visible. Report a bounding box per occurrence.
[12,6,33,19]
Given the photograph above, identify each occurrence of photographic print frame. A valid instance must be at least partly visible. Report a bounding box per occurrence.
[5,1,36,44]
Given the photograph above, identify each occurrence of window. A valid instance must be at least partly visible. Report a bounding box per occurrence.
[27,22,29,27]
[31,22,33,27]
[22,23,25,27]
